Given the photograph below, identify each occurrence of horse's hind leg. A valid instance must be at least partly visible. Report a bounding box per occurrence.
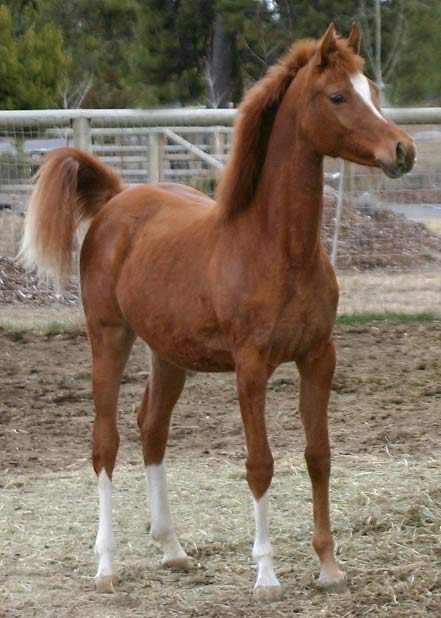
[89,322,135,593]
[138,350,190,570]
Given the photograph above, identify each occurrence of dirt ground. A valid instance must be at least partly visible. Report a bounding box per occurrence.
[1,318,441,617]
[2,321,441,472]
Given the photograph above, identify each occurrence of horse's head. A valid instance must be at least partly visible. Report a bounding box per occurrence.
[291,23,415,178]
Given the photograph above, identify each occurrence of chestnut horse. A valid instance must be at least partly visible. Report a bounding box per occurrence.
[21,24,415,601]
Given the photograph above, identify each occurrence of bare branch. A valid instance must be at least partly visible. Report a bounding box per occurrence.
[58,75,93,109]
[240,35,269,68]
[205,62,230,109]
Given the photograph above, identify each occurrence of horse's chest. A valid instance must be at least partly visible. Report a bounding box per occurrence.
[269,279,338,362]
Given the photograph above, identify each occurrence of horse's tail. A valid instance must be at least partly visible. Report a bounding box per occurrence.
[18,147,124,280]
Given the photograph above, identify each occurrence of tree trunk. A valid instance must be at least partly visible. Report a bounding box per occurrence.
[207,16,235,108]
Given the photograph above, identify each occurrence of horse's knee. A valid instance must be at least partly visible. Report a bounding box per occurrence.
[246,454,274,499]
[304,445,330,482]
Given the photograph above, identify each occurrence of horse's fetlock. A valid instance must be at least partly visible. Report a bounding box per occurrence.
[151,525,174,545]
[253,540,273,561]
[312,532,334,556]
[95,535,115,555]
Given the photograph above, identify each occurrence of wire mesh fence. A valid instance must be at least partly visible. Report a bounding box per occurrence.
[0,108,440,315]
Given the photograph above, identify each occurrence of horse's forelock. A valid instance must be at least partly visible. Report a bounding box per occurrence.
[331,38,365,74]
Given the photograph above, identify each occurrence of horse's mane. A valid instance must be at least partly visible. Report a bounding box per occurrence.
[216,37,364,217]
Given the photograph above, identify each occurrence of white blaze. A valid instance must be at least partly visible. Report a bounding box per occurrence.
[350,73,386,122]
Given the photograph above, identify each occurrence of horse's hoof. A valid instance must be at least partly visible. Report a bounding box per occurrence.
[95,575,118,593]
[161,556,191,572]
[254,584,283,603]
[316,573,348,594]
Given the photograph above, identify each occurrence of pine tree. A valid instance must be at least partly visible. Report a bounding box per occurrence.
[34,0,139,107]
[0,5,67,109]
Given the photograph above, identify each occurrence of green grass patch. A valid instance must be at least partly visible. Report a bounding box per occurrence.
[337,312,439,325]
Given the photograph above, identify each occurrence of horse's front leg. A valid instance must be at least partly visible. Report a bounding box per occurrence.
[296,339,347,593]
[235,350,282,602]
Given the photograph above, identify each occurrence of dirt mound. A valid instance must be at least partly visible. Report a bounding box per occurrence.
[323,192,441,270]
[1,197,441,305]
[0,257,79,305]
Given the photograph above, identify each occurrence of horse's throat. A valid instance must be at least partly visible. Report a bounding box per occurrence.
[258,140,325,260]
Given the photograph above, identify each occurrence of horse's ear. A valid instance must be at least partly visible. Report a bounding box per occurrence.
[319,23,337,66]
[348,22,361,55]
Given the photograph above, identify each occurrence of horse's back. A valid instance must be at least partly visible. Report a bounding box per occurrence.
[81,182,217,291]
[155,182,215,207]
[82,182,215,254]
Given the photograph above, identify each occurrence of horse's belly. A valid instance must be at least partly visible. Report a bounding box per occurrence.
[146,334,235,372]
[122,297,235,372]
[162,348,235,372]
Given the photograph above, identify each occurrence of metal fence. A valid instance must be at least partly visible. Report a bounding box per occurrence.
[0,107,440,315]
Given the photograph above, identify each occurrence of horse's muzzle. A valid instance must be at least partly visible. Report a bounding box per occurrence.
[377,140,416,178]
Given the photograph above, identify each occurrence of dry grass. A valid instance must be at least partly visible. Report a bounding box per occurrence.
[0,305,83,333]
[0,211,23,257]
[2,452,441,617]
[424,219,441,236]
[337,269,441,316]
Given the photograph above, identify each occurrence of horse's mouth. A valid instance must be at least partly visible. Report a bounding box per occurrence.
[378,161,407,178]
[377,158,415,179]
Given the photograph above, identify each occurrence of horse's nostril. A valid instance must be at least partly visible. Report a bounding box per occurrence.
[396,142,406,166]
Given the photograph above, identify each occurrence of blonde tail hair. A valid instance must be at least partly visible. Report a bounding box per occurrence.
[19,147,123,281]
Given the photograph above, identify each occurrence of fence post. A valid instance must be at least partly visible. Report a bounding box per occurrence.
[214,127,226,177]
[344,161,354,195]
[72,117,91,151]
[148,130,164,183]
[331,159,346,267]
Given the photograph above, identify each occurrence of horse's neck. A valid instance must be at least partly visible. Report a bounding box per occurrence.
[240,112,324,264]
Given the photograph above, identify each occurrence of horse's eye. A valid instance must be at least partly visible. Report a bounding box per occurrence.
[330,94,346,104]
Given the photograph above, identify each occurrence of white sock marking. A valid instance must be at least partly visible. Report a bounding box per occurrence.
[95,470,115,579]
[253,494,281,589]
[146,462,188,564]
[350,73,386,122]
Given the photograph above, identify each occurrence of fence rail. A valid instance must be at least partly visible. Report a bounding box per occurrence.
[0,106,441,125]
[0,106,440,200]
[0,107,440,315]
